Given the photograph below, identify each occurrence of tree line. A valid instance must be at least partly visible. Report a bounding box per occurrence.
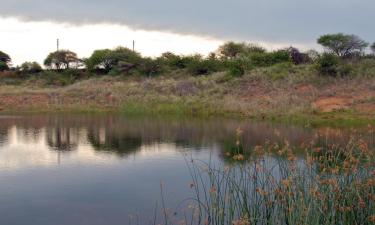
[1,33,375,78]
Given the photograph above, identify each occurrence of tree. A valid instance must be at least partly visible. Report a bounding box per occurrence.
[317,33,368,57]
[371,42,375,54]
[218,42,266,59]
[86,47,142,73]
[44,50,80,70]
[19,62,43,74]
[0,51,11,71]
[0,51,11,64]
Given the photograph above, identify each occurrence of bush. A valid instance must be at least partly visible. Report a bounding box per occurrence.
[250,50,291,67]
[138,58,164,77]
[186,57,223,75]
[40,70,79,86]
[316,53,340,76]
[19,62,43,74]
[225,57,252,77]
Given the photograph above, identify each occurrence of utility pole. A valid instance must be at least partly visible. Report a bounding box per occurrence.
[57,38,60,51]
[132,40,135,52]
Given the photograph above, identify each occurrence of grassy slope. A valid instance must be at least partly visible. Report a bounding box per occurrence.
[0,64,374,126]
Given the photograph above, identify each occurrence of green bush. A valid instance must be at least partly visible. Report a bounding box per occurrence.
[225,57,252,77]
[138,58,164,77]
[316,53,340,76]
[249,50,291,67]
[18,62,43,75]
[186,58,223,75]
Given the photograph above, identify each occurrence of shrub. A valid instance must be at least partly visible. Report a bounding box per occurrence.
[19,62,43,74]
[316,53,340,76]
[138,58,164,77]
[250,50,291,67]
[225,57,252,77]
[40,70,78,86]
[186,57,222,75]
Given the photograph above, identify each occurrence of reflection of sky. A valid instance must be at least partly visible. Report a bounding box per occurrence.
[0,125,206,171]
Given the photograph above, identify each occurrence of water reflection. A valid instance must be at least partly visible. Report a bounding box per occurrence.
[0,115,373,168]
[0,114,373,225]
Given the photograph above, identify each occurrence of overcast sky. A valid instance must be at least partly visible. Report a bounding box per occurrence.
[1,0,374,65]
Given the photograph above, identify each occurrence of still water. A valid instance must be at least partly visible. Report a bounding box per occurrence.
[0,114,373,225]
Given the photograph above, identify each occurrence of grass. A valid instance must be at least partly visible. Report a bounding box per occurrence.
[160,127,375,225]
[0,62,374,126]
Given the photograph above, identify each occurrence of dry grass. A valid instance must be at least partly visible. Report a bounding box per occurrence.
[0,65,374,123]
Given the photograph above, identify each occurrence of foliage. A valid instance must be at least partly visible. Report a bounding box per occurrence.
[86,47,142,74]
[85,49,113,72]
[138,57,164,77]
[250,50,291,67]
[0,61,9,72]
[19,62,42,74]
[0,51,11,64]
[186,56,223,75]
[316,53,340,76]
[39,69,82,86]
[371,42,375,54]
[226,57,252,77]
[317,33,368,57]
[44,50,81,70]
[218,42,266,59]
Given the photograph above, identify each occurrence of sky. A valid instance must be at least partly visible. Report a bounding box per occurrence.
[1,0,374,65]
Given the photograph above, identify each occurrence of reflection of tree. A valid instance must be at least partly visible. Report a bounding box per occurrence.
[87,128,142,157]
[0,128,8,146]
[46,126,78,151]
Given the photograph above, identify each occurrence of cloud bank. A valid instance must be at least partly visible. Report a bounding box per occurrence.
[1,0,374,44]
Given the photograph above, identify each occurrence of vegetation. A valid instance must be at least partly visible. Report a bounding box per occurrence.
[0,33,374,121]
[317,33,368,57]
[44,50,81,70]
[169,128,375,225]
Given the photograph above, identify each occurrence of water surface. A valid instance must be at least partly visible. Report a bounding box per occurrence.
[0,114,372,225]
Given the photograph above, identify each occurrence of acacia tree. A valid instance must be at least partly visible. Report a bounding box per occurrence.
[218,42,265,59]
[44,50,80,70]
[317,33,368,57]
[86,47,141,73]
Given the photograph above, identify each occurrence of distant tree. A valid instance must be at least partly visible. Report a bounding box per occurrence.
[317,33,368,57]
[86,47,141,73]
[0,51,11,71]
[44,50,80,70]
[371,42,375,54]
[0,51,11,64]
[19,62,43,74]
[218,42,266,59]
[86,49,113,72]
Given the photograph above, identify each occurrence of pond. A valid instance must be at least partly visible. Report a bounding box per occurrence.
[0,114,373,225]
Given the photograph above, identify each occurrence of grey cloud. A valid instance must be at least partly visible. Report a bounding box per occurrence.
[1,0,374,44]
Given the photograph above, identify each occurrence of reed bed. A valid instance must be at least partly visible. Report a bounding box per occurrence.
[159,127,375,225]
